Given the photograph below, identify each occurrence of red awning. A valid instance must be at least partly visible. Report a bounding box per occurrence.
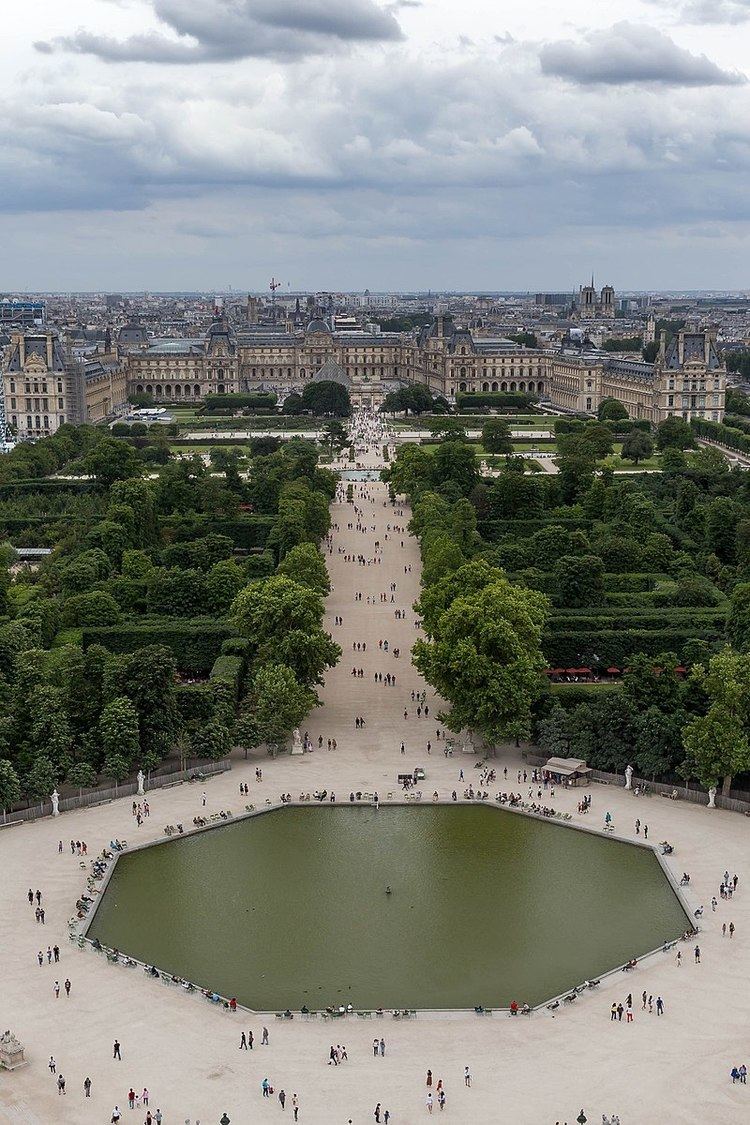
[565,668,579,675]
[606,666,620,674]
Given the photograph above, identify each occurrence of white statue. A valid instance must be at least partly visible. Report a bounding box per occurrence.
[137,770,145,796]
[461,729,475,755]
[708,787,717,809]
[624,765,633,791]
[291,728,304,755]
[51,789,59,817]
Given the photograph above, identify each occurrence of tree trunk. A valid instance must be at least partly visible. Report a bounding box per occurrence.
[722,774,732,797]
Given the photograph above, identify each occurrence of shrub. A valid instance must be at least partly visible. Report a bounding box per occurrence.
[82,617,233,672]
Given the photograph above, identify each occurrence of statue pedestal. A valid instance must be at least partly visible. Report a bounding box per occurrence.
[291,729,304,756]
[0,1031,27,1070]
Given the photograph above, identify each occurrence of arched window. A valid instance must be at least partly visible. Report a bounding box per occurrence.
[136,385,144,394]
[482,382,490,392]
[165,385,172,396]
[194,385,201,396]
[218,384,225,394]
[510,382,517,391]
[300,368,306,377]
[519,382,526,392]
[459,381,467,392]
[491,382,498,392]
[501,382,507,391]
[174,385,181,396]
[460,367,466,377]
[155,385,163,396]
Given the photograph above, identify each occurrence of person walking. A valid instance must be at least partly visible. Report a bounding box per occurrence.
[426,1069,432,1087]
[380,1038,385,1057]
[656,996,664,1015]
[64,978,71,997]
[262,1026,269,1045]
[292,1094,299,1122]
[248,1030,254,1049]
[464,1066,472,1087]
[729,922,735,938]
[83,1076,91,1097]
[48,1056,56,1074]
[374,1104,382,1123]
[694,944,701,963]
[113,1039,122,1060]
[278,1089,286,1110]
[239,1032,247,1050]
[53,980,60,999]
[426,1092,433,1114]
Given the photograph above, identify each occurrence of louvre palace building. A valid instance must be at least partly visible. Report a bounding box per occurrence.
[124,313,726,425]
[2,310,726,439]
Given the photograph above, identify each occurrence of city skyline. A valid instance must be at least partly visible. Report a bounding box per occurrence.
[2,0,750,289]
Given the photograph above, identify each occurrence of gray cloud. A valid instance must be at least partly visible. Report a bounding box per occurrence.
[36,0,402,63]
[540,21,746,86]
[647,0,750,23]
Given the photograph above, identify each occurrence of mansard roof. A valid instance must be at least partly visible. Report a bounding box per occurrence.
[5,330,67,373]
[665,332,721,371]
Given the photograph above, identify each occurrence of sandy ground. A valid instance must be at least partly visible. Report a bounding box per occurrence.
[0,438,749,1125]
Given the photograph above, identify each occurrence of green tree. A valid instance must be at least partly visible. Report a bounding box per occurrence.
[727,582,750,651]
[300,381,352,417]
[99,697,140,773]
[66,762,98,796]
[192,720,232,761]
[620,430,654,465]
[0,759,21,815]
[681,648,750,794]
[598,398,628,421]
[661,447,686,474]
[656,416,695,451]
[84,438,142,489]
[235,662,317,756]
[320,420,349,456]
[277,543,331,595]
[231,576,340,686]
[282,392,304,415]
[431,441,479,498]
[554,554,604,607]
[481,418,513,455]
[382,444,434,497]
[205,559,247,614]
[25,756,57,802]
[102,752,130,787]
[413,575,549,744]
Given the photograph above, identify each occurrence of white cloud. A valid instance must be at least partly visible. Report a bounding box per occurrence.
[540,21,746,86]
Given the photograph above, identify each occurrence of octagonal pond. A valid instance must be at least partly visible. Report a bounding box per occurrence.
[88,805,690,1010]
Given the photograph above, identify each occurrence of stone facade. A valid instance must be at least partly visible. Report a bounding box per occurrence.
[1,330,128,438]
[124,316,726,425]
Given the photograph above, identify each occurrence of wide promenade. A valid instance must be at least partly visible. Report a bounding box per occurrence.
[0,439,748,1123]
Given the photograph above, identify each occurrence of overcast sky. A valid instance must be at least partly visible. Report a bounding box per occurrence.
[2,0,749,292]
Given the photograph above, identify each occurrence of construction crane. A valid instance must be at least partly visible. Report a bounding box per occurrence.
[269,277,282,321]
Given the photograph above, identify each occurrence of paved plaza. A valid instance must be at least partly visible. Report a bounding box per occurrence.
[1,438,749,1124]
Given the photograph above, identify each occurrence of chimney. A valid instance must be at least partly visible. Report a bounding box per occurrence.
[658,330,667,363]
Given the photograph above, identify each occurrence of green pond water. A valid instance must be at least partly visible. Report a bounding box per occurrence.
[88,805,690,1010]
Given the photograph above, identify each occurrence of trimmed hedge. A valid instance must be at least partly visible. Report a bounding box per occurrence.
[547,608,726,632]
[203,393,277,413]
[82,617,233,672]
[175,682,216,722]
[0,479,97,497]
[480,518,594,539]
[210,654,244,700]
[456,391,538,410]
[159,515,275,550]
[543,626,723,667]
